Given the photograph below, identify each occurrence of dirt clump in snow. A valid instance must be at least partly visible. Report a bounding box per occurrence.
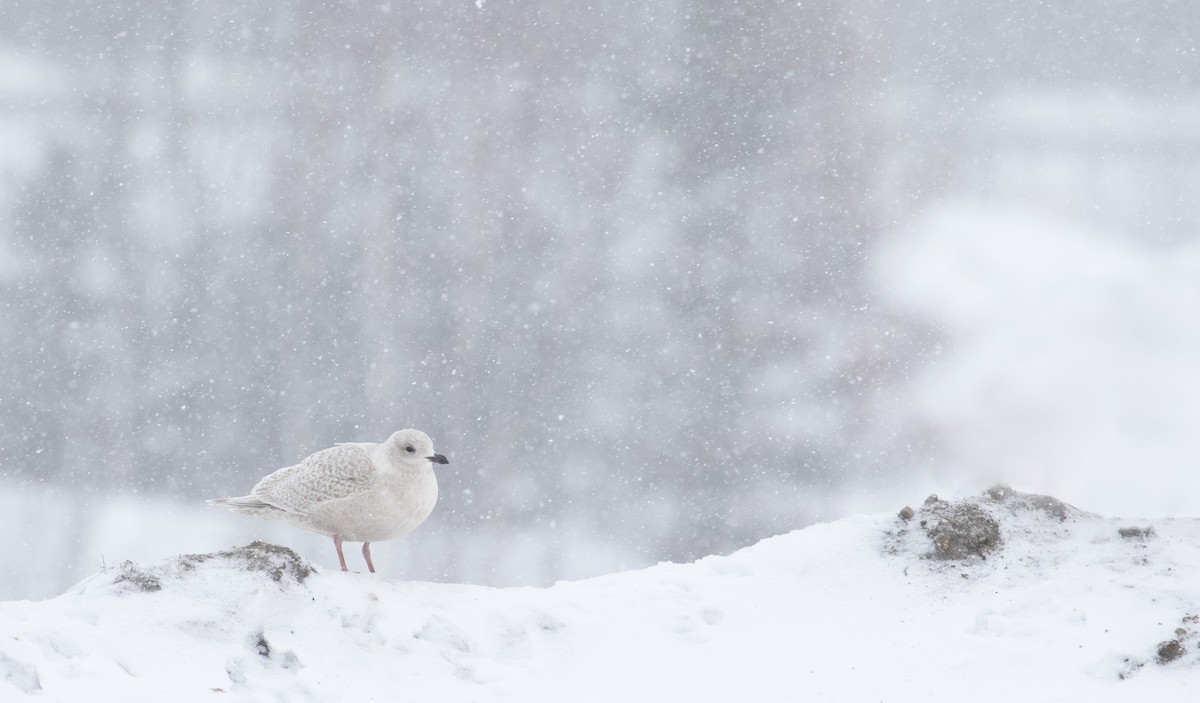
[179,541,315,584]
[891,485,1091,562]
[1117,525,1156,540]
[101,541,314,596]
[1154,615,1199,666]
[919,497,1001,560]
[982,484,1083,521]
[1157,638,1186,664]
[112,562,163,593]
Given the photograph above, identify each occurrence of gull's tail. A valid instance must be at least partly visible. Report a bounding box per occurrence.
[207,496,284,517]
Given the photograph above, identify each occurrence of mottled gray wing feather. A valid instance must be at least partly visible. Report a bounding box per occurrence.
[251,444,377,512]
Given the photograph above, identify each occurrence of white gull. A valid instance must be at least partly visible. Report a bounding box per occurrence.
[208,428,448,572]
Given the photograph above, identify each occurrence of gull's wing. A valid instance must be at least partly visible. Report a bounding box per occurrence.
[251,444,377,512]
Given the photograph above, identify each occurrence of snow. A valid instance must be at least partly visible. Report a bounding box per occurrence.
[3,488,1197,701]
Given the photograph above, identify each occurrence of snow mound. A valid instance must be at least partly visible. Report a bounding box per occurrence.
[889,486,1200,681]
[3,492,1200,701]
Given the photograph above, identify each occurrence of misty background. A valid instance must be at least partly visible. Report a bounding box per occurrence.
[3,1,1199,600]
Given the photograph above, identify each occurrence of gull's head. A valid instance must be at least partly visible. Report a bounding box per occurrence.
[387,428,449,467]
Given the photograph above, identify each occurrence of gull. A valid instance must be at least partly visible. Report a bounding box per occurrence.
[208,429,448,572]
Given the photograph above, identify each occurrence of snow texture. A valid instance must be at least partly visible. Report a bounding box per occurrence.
[2,488,1198,702]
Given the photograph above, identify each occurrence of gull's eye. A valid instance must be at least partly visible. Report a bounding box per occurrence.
[405,445,415,453]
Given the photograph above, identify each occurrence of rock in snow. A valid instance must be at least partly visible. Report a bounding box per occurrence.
[2,487,1199,702]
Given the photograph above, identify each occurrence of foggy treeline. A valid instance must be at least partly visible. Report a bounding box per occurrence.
[2,0,1198,582]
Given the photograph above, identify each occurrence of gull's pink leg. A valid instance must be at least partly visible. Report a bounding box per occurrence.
[333,535,349,571]
[362,542,376,573]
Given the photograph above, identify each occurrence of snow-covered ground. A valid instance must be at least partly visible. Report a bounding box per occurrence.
[3,487,1196,702]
